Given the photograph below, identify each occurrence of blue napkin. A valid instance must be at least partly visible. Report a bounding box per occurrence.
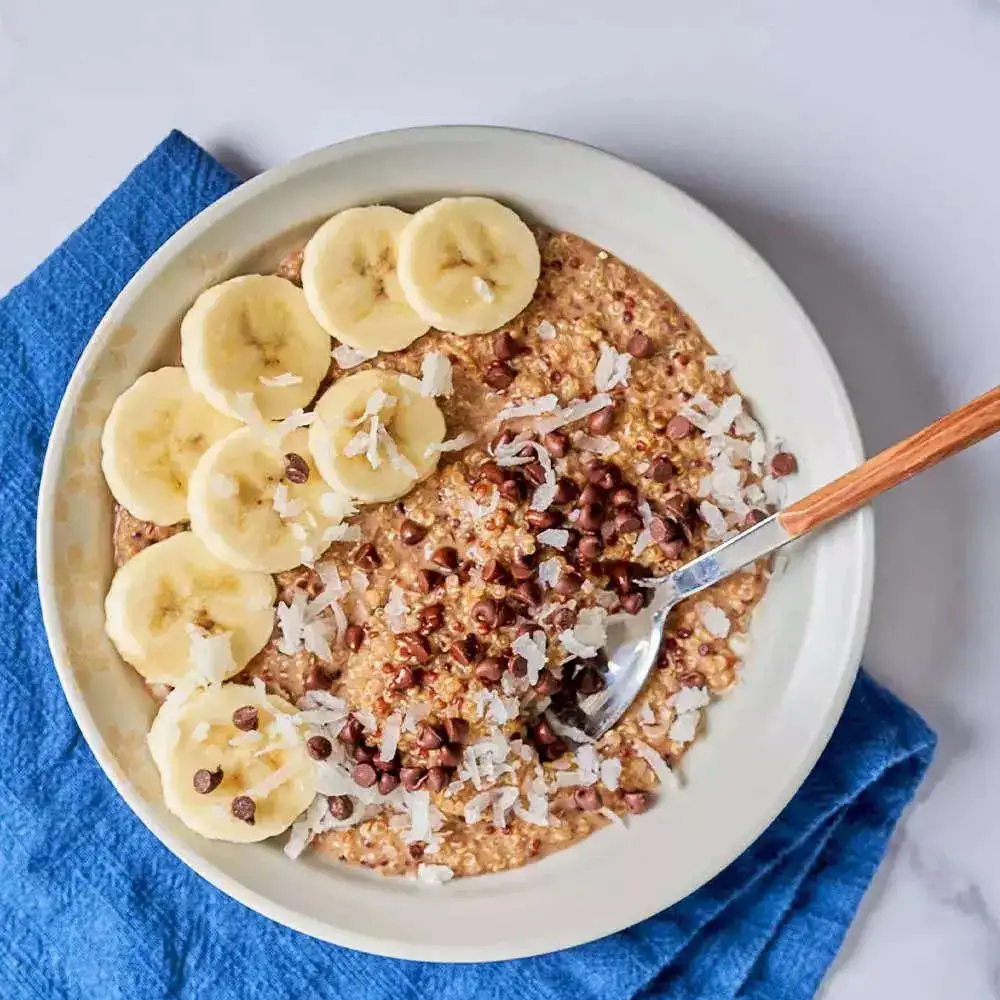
[0,131,936,1000]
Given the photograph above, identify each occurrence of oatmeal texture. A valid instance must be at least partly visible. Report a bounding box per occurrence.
[114,228,785,879]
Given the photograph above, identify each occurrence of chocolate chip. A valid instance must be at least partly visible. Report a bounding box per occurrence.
[400,766,428,792]
[391,666,418,691]
[523,461,547,486]
[623,790,651,815]
[551,607,577,631]
[482,558,510,584]
[353,744,375,764]
[605,560,632,592]
[544,738,569,762]
[627,331,654,358]
[231,795,256,824]
[660,539,685,559]
[307,735,333,760]
[586,461,620,490]
[574,787,602,812]
[475,657,504,683]
[373,750,399,772]
[510,549,537,579]
[544,430,569,457]
[378,771,400,795]
[450,634,480,665]
[666,415,692,439]
[555,570,584,596]
[647,456,674,483]
[621,591,645,615]
[615,510,642,534]
[192,767,223,794]
[283,452,310,484]
[443,717,470,744]
[426,766,450,793]
[417,724,445,750]
[513,579,541,607]
[353,763,378,788]
[587,406,615,435]
[661,492,693,524]
[400,519,427,545]
[418,603,444,632]
[304,663,334,691]
[472,598,500,628]
[576,667,605,695]
[485,360,516,390]
[535,670,561,696]
[232,705,258,732]
[438,744,462,768]
[649,516,678,543]
[344,624,365,651]
[495,330,525,360]
[578,534,603,561]
[698,642,712,656]
[430,546,459,571]
[417,568,445,593]
[532,720,557,745]
[339,717,364,745]
[500,475,526,501]
[526,509,561,531]
[328,795,354,820]
[355,542,381,570]
[479,461,506,485]
[743,509,767,529]
[552,477,579,505]
[579,502,605,533]
[771,452,798,477]
[398,632,432,663]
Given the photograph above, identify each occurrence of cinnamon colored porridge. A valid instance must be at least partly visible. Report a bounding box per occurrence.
[101,198,796,883]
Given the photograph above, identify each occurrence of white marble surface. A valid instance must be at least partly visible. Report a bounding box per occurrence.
[4,0,1000,993]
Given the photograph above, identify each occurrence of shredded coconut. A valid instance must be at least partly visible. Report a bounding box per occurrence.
[258,372,303,387]
[321,522,362,545]
[319,492,358,520]
[600,757,622,791]
[332,343,377,369]
[535,393,614,434]
[185,625,235,686]
[496,395,560,421]
[669,712,699,744]
[379,712,402,762]
[378,427,418,478]
[537,320,557,341]
[425,431,476,457]
[696,602,731,638]
[272,483,306,520]
[385,585,408,633]
[536,528,569,549]
[512,630,547,686]
[594,342,631,391]
[537,557,562,589]
[460,490,499,519]
[417,863,454,886]
[633,739,674,787]
[419,351,454,398]
[704,355,734,374]
[573,433,620,456]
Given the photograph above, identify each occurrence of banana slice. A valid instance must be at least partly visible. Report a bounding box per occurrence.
[188,426,345,573]
[181,274,331,421]
[301,206,430,354]
[104,532,275,686]
[396,197,541,336]
[148,684,316,843]
[101,367,241,526]
[309,369,446,503]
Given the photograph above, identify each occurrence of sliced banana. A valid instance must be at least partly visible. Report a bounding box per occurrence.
[396,196,541,336]
[301,206,429,354]
[181,274,331,421]
[309,369,446,503]
[148,684,316,843]
[101,367,241,526]
[104,532,275,686]
[188,426,345,573]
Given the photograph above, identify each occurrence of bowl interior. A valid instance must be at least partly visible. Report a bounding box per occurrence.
[37,126,871,961]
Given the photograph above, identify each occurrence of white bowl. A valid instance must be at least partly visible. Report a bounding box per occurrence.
[36,126,872,962]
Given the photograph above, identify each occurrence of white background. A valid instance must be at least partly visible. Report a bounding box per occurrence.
[3,1,1000,994]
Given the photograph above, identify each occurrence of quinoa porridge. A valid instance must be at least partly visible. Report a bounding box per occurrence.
[102,200,795,883]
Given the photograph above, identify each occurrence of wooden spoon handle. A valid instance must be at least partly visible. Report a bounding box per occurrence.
[779,385,1000,538]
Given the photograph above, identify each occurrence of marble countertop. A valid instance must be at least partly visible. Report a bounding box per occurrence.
[3,0,999,994]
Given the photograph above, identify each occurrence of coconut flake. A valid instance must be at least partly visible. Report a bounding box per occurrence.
[417,863,454,886]
[385,585,408,633]
[702,394,743,438]
[600,757,622,791]
[379,712,402,762]
[558,606,608,658]
[537,557,562,589]
[186,625,235,686]
[512,630,547,686]
[699,500,729,541]
[259,372,303,387]
[272,483,306,520]
[537,320,557,341]
[696,602,731,639]
[573,434,620,456]
[669,712,700,744]
[537,528,569,549]
[704,355,734,374]
[322,522,362,545]
[669,686,712,713]
[544,710,594,745]
[332,343,378,369]
[425,431,476,457]
[633,739,674,787]
[402,702,431,733]
[246,759,300,801]
[319,493,358,520]
[595,342,631,392]
[419,352,454,398]
[496,395,560,422]
[378,427,418,479]
[535,393,614,434]
[460,491,499,519]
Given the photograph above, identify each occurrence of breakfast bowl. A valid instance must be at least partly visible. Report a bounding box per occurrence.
[36,126,872,961]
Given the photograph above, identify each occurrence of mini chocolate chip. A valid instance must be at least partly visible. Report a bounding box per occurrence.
[500,475,526,501]
[611,486,637,508]
[339,717,364,745]
[578,483,606,507]
[485,360,516,390]
[647,456,674,483]
[587,406,615,435]
[344,624,365,651]
[532,720,557,745]
[535,670,561,696]
[523,461,548,486]
[578,535,603,560]
[605,560,632,592]
[475,657,504,683]
[627,331,654,358]
[698,642,712,656]
[621,591,645,615]
[588,461,621,490]
[666,415,692,439]
[510,549,537,579]
[482,558,510,584]
[193,767,223,794]
[555,570,584,596]
[391,666,418,690]
[353,762,378,788]
[373,750,399,772]
[417,568,445,593]
[304,663,334,691]
[438,744,462,768]
[649,516,678,543]
[417,724,446,750]
[574,787,602,812]
[513,579,541,607]
[400,766,428,792]
[426,766,450,793]
[430,545,459,571]
[479,461,506,485]
[472,598,500,628]
[418,603,445,631]
[400,519,427,545]
[444,717,470,744]
[307,735,333,760]
[545,738,569,761]
[544,430,569,457]
[553,477,579,505]
[283,452,310,484]
[579,502,605,533]
[378,771,400,795]
[353,744,375,764]
[771,452,798,477]
[615,510,643,534]
[623,790,651,815]
[328,795,354,820]
[355,542,381,570]
[495,330,525,360]
[231,795,256,824]
[399,632,432,663]
[232,705,259,732]
[743,509,767,528]
[450,634,481,665]
[526,509,562,531]
[661,491,693,524]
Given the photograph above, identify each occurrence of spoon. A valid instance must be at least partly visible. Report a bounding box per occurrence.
[563,383,1000,741]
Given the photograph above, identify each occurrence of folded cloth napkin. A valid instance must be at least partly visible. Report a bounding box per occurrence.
[0,131,936,1000]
